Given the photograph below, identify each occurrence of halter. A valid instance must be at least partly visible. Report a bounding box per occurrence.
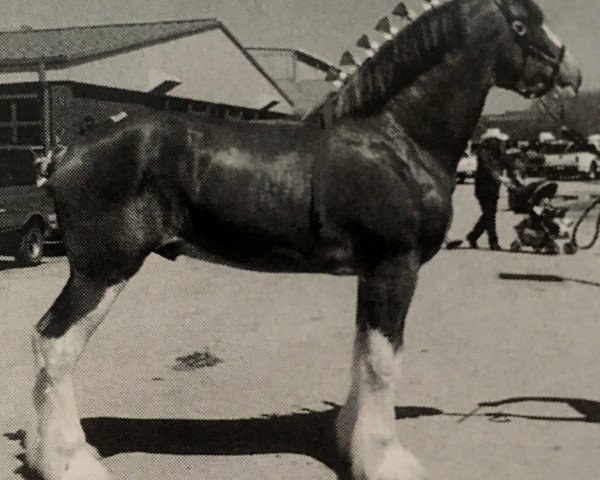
[494,0,565,97]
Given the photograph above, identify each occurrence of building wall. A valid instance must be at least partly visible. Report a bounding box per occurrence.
[59,29,292,114]
[249,49,329,82]
[295,59,327,81]
[48,82,287,146]
[249,50,295,80]
[49,84,153,145]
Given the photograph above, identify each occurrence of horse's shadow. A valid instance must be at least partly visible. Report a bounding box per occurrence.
[498,272,600,289]
[6,397,600,479]
[83,405,344,470]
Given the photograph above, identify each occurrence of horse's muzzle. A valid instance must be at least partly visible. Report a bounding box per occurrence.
[556,49,582,96]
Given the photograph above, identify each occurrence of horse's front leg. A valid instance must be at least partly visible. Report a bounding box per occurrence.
[337,252,426,480]
[26,271,128,480]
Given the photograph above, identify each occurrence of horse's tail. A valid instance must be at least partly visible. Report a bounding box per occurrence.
[32,146,68,188]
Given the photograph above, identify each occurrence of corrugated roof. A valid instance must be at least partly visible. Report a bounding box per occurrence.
[0,19,221,67]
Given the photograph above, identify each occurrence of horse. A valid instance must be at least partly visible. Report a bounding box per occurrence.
[26,1,581,479]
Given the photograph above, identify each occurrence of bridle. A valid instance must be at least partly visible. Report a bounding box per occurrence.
[494,0,565,97]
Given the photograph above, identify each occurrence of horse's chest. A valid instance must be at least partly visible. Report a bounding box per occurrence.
[320,139,452,257]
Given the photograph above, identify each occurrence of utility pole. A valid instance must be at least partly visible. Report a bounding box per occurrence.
[38,61,51,154]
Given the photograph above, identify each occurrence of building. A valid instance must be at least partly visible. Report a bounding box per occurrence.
[479,91,600,141]
[0,19,297,153]
[247,47,338,117]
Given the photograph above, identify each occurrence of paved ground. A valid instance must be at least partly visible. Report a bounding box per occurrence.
[1,180,600,480]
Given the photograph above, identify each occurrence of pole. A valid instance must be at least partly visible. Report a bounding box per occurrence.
[38,61,51,154]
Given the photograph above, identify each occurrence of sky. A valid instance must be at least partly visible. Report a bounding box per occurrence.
[2,0,598,114]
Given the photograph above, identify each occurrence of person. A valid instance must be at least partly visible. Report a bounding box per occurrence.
[466,128,518,250]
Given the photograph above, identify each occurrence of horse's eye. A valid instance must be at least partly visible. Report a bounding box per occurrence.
[512,20,528,36]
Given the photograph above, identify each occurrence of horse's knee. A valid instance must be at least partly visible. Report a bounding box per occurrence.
[36,273,126,340]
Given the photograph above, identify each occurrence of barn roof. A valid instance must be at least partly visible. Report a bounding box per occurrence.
[0,19,296,111]
[0,19,222,67]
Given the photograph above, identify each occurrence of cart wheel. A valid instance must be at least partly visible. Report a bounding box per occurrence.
[545,242,560,255]
[509,240,521,252]
[563,242,578,255]
[587,162,598,181]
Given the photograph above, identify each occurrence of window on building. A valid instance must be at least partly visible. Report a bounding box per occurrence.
[0,94,43,146]
[0,150,37,187]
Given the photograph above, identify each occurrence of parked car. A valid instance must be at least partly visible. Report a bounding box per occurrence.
[457,142,478,183]
[520,147,546,177]
[540,140,600,180]
[0,150,58,265]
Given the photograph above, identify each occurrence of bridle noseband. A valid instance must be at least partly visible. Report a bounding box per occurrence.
[494,0,565,97]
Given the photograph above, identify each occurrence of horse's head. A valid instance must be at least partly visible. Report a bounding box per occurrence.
[492,0,581,98]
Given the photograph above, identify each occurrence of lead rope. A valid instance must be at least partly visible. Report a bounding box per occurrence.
[568,196,600,250]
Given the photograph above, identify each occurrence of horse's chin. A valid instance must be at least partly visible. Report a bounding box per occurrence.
[515,81,552,99]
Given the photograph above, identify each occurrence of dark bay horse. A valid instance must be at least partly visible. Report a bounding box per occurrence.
[26,1,581,479]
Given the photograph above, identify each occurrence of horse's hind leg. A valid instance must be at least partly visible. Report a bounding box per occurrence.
[336,252,427,480]
[26,270,128,480]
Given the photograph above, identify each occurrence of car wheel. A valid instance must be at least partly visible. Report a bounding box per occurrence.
[544,241,560,255]
[15,223,44,266]
[587,162,598,181]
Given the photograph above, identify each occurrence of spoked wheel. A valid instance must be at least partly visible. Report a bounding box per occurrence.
[563,242,578,255]
[587,162,598,181]
[544,241,560,255]
[509,240,521,252]
[15,223,44,266]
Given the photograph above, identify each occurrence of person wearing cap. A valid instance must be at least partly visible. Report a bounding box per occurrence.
[466,128,517,250]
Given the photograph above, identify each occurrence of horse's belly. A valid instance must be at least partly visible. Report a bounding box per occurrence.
[178,238,356,275]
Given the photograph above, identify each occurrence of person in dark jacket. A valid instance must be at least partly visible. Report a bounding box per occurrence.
[466,128,517,250]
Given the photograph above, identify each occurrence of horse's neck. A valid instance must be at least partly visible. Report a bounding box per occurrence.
[385,49,495,161]
[330,0,504,166]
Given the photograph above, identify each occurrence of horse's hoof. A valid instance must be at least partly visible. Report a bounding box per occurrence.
[372,443,427,480]
[350,442,428,480]
[62,445,110,480]
[26,442,110,480]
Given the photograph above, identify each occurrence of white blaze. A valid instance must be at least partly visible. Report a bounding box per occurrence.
[542,24,563,50]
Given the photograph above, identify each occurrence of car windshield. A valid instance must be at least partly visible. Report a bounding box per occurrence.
[0,151,36,187]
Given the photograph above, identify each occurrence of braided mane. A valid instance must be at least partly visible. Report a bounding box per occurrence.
[305,0,468,122]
